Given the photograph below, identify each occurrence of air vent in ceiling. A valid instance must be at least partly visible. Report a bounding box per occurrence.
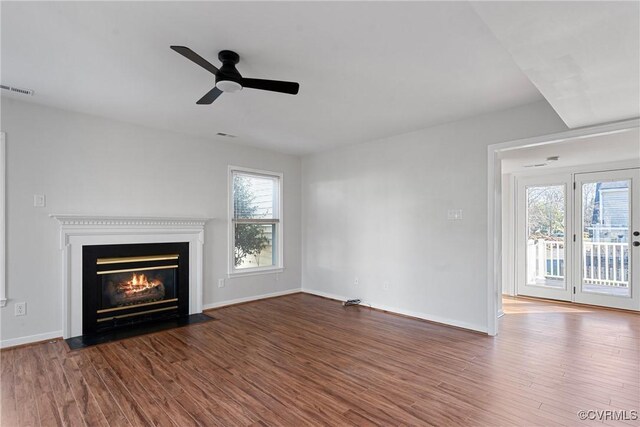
[1,84,34,96]
[523,155,559,168]
[216,132,236,138]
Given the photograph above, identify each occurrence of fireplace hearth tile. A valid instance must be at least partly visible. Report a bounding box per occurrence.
[65,313,215,350]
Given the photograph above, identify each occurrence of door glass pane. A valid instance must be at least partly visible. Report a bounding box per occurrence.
[581,180,630,297]
[526,185,566,288]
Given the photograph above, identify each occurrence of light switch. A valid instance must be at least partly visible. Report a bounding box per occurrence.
[447,209,463,220]
[33,194,46,207]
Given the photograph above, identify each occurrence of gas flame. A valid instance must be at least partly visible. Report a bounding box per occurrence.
[121,273,163,296]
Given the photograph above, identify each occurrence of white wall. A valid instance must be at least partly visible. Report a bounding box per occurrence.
[0,98,302,343]
[0,96,570,343]
[301,101,567,332]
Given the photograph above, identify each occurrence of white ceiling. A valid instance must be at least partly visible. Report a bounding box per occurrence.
[1,2,638,155]
[472,1,640,129]
[500,128,640,173]
[1,1,542,155]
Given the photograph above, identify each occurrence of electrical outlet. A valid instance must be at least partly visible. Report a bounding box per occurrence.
[383,281,390,291]
[217,278,225,288]
[33,194,46,208]
[354,277,359,285]
[15,302,26,316]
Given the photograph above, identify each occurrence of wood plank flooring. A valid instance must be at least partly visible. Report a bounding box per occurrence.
[1,293,638,426]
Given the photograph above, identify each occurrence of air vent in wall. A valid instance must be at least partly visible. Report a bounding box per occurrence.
[0,84,34,96]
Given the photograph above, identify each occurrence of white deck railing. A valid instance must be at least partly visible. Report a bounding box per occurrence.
[583,242,629,287]
[527,239,629,287]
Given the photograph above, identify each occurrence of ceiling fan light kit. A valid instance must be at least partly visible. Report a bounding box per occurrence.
[170,46,299,104]
[216,80,242,93]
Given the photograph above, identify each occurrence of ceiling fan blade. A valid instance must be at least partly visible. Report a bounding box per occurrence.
[196,87,223,104]
[241,78,299,95]
[170,46,219,76]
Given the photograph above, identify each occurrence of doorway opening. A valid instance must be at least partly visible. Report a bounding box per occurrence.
[487,119,640,336]
[504,129,639,311]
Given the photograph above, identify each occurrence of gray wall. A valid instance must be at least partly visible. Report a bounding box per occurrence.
[1,98,302,343]
[1,96,570,343]
[301,101,567,332]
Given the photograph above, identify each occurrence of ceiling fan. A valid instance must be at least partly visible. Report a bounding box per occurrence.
[170,46,300,104]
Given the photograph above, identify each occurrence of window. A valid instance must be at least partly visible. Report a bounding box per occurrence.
[229,167,283,275]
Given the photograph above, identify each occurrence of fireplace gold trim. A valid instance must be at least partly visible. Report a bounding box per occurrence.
[97,305,178,322]
[96,254,179,265]
[97,298,178,314]
[97,264,178,275]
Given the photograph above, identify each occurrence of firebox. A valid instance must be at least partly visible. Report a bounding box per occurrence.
[82,242,189,335]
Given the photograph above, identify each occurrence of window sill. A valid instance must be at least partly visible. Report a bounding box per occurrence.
[227,267,284,279]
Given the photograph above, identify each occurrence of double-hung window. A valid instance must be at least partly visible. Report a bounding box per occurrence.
[229,166,283,275]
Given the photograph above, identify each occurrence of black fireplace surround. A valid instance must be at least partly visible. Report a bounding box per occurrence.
[82,242,189,335]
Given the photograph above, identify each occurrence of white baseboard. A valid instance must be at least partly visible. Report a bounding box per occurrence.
[302,288,488,334]
[1,330,63,349]
[203,288,301,310]
[498,309,505,318]
[1,287,485,348]
[0,289,301,349]
[300,289,348,303]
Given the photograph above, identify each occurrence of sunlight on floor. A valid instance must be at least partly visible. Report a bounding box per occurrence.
[502,297,597,314]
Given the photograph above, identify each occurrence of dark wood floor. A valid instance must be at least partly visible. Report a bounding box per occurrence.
[1,293,638,426]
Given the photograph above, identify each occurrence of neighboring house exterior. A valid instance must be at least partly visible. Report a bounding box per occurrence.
[590,181,629,242]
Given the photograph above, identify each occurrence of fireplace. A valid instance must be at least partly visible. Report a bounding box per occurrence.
[82,242,189,335]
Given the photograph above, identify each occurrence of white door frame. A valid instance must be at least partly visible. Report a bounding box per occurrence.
[507,160,640,297]
[487,118,640,336]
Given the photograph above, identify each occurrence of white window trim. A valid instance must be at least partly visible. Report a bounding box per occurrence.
[228,165,284,278]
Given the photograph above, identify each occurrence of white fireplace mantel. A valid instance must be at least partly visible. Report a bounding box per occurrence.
[50,214,210,338]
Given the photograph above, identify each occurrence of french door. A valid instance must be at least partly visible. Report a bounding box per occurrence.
[516,168,639,311]
[516,174,573,301]
[573,169,639,310]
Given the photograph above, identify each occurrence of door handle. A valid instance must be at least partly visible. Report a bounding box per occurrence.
[634,242,640,247]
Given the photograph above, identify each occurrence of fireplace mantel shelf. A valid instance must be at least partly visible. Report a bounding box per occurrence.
[50,214,211,227]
